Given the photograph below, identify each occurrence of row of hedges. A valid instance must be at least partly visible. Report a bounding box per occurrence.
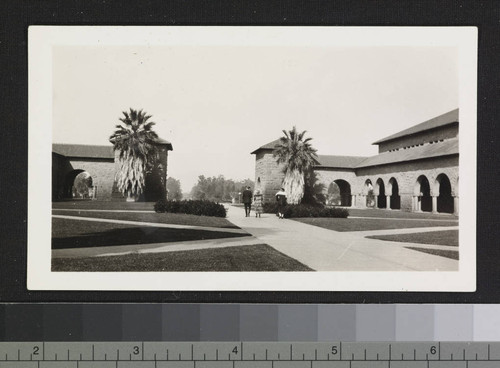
[154,199,227,217]
[263,202,349,218]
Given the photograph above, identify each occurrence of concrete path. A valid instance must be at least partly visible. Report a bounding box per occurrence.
[225,205,458,271]
[52,237,262,258]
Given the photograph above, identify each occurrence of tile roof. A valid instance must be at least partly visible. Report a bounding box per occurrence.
[356,138,458,168]
[153,137,173,150]
[52,144,115,159]
[314,155,368,169]
[250,139,282,154]
[372,109,459,145]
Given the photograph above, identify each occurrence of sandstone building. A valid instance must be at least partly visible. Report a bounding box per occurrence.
[251,109,459,215]
[52,138,172,201]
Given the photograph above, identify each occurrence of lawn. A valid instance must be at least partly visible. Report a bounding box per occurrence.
[292,217,459,232]
[406,247,459,260]
[52,244,313,272]
[53,210,238,229]
[53,200,155,211]
[52,218,249,249]
[367,230,458,247]
[348,208,458,220]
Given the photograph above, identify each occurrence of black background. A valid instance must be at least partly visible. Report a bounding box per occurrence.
[0,0,498,303]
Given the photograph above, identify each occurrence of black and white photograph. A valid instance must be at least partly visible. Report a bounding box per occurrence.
[28,26,477,291]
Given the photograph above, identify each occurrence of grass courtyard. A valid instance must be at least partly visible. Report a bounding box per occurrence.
[52,218,248,249]
[367,230,458,247]
[52,201,460,271]
[293,217,458,232]
[52,201,311,272]
[52,244,312,272]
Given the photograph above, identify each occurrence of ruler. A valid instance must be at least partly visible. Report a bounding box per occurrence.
[0,342,499,367]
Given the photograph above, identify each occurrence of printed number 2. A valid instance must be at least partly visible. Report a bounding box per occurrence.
[33,346,40,355]
[332,346,338,355]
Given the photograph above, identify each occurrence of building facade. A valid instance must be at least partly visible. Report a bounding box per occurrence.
[52,138,173,201]
[252,109,459,215]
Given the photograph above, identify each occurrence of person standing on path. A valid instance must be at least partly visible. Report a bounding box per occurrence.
[242,186,253,217]
[253,190,263,218]
[275,187,287,219]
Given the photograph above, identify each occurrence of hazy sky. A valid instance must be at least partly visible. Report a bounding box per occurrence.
[53,45,458,191]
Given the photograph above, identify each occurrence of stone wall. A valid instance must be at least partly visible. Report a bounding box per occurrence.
[254,151,459,213]
[354,155,458,212]
[254,151,286,203]
[68,158,116,199]
[378,123,458,153]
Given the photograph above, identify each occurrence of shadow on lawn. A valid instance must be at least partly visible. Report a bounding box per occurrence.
[52,227,250,249]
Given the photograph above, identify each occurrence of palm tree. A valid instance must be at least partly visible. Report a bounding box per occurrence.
[273,126,318,204]
[109,108,159,201]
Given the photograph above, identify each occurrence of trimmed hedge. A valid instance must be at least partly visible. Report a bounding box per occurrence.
[263,202,349,218]
[154,199,227,217]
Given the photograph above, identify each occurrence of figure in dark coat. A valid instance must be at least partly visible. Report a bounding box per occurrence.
[275,187,287,219]
[242,186,253,217]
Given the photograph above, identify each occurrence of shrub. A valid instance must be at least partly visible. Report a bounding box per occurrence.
[264,202,349,218]
[155,199,227,217]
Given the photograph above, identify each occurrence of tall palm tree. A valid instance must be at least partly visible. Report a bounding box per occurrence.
[109,108,159,201]
[273,126,318,204]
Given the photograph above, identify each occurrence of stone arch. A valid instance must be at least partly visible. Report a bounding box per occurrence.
[364,179,375,207]
[64,169,94,199]
[435,173,454,213]
[388,177,401,210]
[327,179,352,207]
[414,175,432,212]
[375,178,386,209]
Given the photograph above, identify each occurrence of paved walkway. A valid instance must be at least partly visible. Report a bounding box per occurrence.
[225,206,458,271]
[52,237,262,258]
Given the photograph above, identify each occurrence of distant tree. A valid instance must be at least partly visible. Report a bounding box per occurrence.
[327,182,341,206]
[273,126,318,204]
[190,175,254,202]
[166,177,183,201]
[109,108,159,201]
[302,170,326,205]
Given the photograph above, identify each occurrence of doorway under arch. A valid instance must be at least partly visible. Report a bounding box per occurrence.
[365,179,375,207]
[64,169,93,199]
[436,173,454,213]
[376,178,386,209]
[388,177,401,210]
[327,179,352,207]
[416,175,432,212]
